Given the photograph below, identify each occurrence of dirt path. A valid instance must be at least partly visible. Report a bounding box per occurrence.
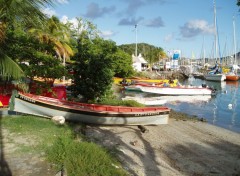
[0,128,56,176]
[85,119,240,176]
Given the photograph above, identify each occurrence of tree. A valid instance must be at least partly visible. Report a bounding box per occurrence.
[0,0,54,79]
[29,16,74,82]
[29,16,74,63]
[158,49,168,62]
[2,22,66,86]
[72,31,115,101]
[119,43,166,68]
[111,49,134,78]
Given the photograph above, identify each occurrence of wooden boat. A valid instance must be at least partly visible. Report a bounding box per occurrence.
[225,65,239,81]
[124,80,178,92]
[0,94,11,107]
[136,85,215,96]
[122,96,167,106]
[225,73,239,81]
[10,92,170,125]
[114,77,178,86]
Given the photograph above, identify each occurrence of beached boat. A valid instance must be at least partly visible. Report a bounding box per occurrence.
[10,92,170,125]
[122,96,167,106]
[136,85,215,96]
[0,94,11,107]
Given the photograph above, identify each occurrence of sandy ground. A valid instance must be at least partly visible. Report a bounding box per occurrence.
[86,118,240,176]
[0,128,56,176]
[1,117,240,176]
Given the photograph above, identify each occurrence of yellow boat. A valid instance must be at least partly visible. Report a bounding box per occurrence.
[113,77,178,87]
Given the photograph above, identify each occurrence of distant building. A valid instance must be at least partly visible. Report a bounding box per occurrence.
[132,53,148,71]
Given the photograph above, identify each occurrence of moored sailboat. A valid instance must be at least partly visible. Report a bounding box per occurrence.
[205,0,226,82]
[225,16,239,81]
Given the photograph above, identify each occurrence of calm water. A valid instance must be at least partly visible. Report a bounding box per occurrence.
[123,77,240,133]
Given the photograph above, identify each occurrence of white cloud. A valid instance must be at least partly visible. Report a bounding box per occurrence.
[144,16,164,28]
[180,19,214,38]
[42,8,57,17]
[164,33,174,42]
[100,30,116,39]
[60,16,79,28]
[60,16,116,39]
[56,0,69,4]
[84,3,116,19]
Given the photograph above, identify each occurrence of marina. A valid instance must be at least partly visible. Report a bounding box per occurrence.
[123,77,240,133]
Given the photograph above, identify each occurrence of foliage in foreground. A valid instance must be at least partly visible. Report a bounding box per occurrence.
[1,116,128,176]
[46,137,127,176]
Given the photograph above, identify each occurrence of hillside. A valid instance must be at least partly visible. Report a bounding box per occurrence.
[118,43,167,65]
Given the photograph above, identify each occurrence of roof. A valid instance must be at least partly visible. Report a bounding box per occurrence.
[132,54,148,64]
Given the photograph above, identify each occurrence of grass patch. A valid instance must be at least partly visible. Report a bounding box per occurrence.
[1,115,128,175]
[98,98,144,107]
[46,137,127,176]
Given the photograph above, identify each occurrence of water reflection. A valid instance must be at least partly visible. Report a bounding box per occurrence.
[122,78,240,133]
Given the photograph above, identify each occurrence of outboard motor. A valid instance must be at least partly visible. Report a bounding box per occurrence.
[202,84,207,88]
[209,86,217,95]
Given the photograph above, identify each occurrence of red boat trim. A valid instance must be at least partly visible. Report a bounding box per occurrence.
[17,93,170,118]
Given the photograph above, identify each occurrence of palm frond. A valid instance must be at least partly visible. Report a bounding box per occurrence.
[0,50,24,80]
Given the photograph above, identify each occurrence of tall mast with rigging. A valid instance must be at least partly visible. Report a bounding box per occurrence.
[135,24,138,57]
[213,0,218,62]
[233,15,237,65]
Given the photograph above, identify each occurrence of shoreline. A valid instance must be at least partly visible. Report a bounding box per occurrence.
[86,117,240,176]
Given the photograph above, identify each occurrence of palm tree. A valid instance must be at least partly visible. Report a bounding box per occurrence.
[0,0,54,79]
[29,16,74,81]
[158,50,168,61]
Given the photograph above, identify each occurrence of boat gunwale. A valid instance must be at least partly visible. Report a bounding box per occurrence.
[136,85,213,90]
[17,93,170,114]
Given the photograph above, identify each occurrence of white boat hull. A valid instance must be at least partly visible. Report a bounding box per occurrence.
[205,74,226,82]
[138,86,213,95]
[11,93,170,125]
[122,96,167,105]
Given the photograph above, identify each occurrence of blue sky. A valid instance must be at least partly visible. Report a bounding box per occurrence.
[44,0,240,58]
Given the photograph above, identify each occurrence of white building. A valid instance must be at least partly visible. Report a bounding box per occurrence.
[132,53,148,72]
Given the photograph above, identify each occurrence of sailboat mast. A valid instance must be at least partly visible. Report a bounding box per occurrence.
[201,36,205,65]
[214,0,218,62]
[135,24,138,57]
[233,15,237,64]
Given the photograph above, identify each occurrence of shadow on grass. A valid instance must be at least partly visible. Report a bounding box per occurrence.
[0,112,12,176]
